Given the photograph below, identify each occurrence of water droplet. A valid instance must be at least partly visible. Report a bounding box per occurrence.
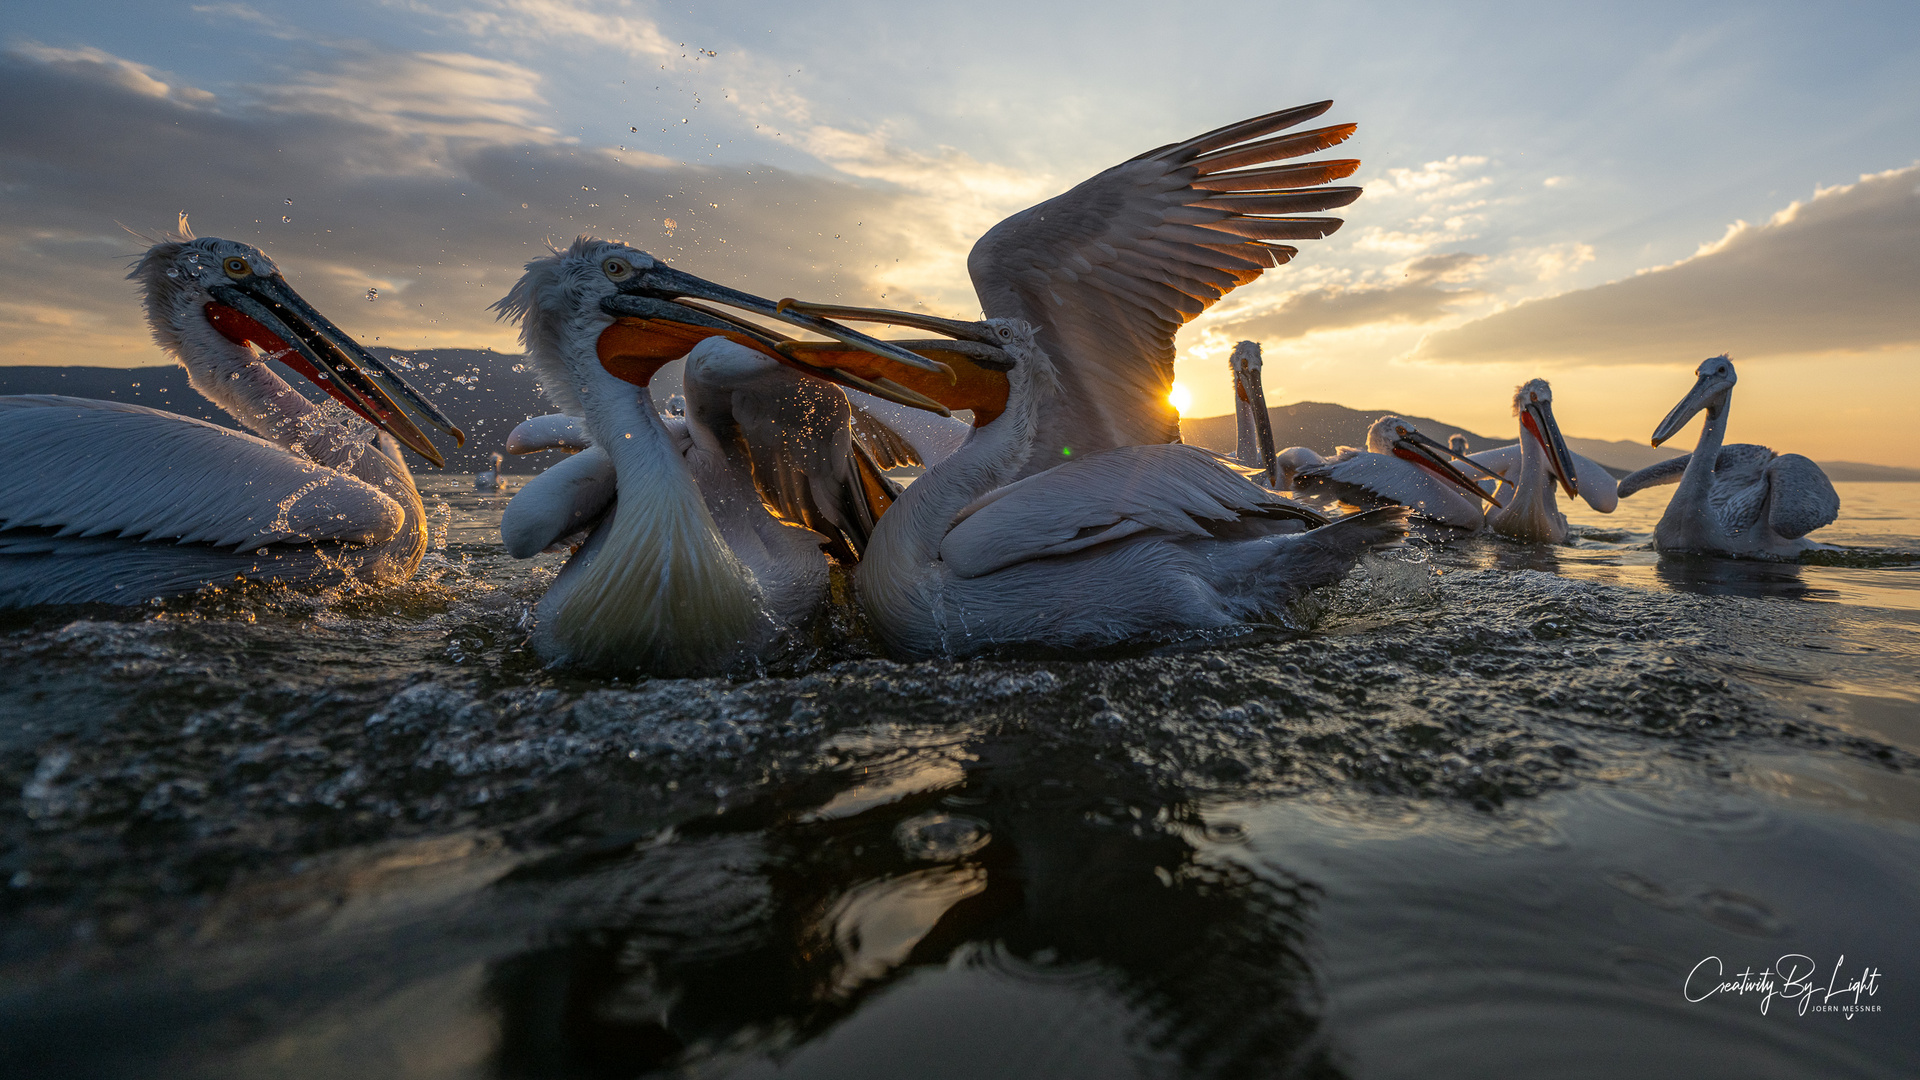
[366,288,378,301]
[630,126,638,132]
[521,203,529,209]
[284,197,293,205]
[165,268,180,279]
[228,372,240,380]
[281,215,291,223]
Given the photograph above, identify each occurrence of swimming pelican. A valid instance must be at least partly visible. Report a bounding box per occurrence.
[1290,416,1502,529]
[0,232,459,608]
[1617,355,1838,558]
[493,238,951,673]
[476,451,505,490]
[1229,341,1278,486]
[777,319,1409,658]
[1461,379,1618,543]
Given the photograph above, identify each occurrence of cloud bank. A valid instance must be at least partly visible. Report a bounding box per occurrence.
[1414,165,1920,365]
[0,42,945,365]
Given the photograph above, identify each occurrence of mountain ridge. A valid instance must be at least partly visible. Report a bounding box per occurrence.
[5,363,1916,481]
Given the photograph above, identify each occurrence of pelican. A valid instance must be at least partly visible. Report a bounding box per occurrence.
[476,451,506,490]
[1448,433,1470,457]
[1617,355,1838,558]
[492,237,951,674]
[1229,340,1278,486]
[1461,379,1618,543]
[0,231,459,608]
[701,103,1412,658]
[1291,415,1502,529]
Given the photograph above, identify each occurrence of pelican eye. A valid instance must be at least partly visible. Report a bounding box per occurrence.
[223,257,251,278]
[602,257,633,281]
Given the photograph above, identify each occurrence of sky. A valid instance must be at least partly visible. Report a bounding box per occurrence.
[2,0,1917,463]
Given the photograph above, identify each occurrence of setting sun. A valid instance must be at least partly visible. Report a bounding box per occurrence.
[1168,381,1192,416]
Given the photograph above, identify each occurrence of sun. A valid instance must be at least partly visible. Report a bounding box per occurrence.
[1167,382,1192,416]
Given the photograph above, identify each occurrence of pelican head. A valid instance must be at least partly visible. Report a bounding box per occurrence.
[1229,339,1263,381]
[1513,378,1579,498]
[1651,354,1738,447]
[1366,414,1504,505]
[134,233,460,465]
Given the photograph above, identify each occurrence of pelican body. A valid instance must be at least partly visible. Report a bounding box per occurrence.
[0,233,459,608]
[1466,379,1617,544]
[1618,356,1837,559]
[846,320,1408,659]
[1292,416,1501,529]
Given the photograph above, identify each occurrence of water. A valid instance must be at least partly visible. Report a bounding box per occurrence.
[3,481,1917,1078]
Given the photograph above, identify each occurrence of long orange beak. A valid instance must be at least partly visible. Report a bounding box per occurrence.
[594,304,966,418]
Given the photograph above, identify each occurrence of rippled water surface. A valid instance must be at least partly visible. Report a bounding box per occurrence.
[4,479,1918,1079]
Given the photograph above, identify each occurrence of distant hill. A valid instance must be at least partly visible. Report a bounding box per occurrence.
[6,366,1917,481]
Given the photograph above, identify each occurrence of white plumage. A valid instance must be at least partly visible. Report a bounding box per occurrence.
[0,233,456,607]
[1618,356,1838,558]
[1292,416,1499,530]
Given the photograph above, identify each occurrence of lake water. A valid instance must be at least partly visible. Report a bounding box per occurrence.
[2,480,1917,1078]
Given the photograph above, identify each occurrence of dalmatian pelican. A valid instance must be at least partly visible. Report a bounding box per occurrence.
[1617,355,1838,558]
[1463,379,1618,544]
[0,229,460,607]
[1290,415,1502,529]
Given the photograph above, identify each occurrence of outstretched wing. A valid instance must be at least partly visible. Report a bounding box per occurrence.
[1617,455,1690,498]
[1765,454,1839,539]
[0,396,402,552]
[967,102,1360,466]
[940,443,1326,579]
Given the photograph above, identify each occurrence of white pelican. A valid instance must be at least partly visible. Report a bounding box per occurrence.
[492,238,951,674]
[781,320,1408,659]
[476,451,506,490]
[1617,355,1838,558]
[1291,416,1502,529]
[0,232,460,608]
[1461,379,1618,544]
[1229,340,1278,486]
[1448,433,1470,457]
[703,103,1416,658]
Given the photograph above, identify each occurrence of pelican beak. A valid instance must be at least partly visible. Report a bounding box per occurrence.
[605,264,950,375]
[594,295,961,416]
[206,276,463,467]
[1392,427,1505,507]
[1522,398,1579,499]
[1651,372,1733,447]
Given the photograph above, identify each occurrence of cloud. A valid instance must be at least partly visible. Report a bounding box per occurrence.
[1415,165,1920,365]
[0,43,932,367]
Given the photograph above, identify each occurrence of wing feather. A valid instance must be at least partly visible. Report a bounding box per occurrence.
[1765,454,1839,539]
[940,443,1323,579]
[0,396,401,553]
[967,103,1361,466]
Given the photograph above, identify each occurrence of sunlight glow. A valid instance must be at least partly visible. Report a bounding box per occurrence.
[1168,382,1192,416]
